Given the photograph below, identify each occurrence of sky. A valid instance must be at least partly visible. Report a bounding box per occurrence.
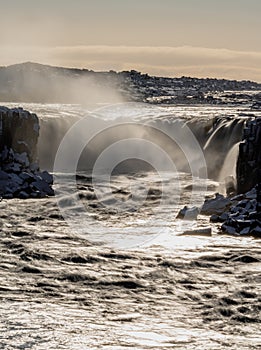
[0,0,261,81]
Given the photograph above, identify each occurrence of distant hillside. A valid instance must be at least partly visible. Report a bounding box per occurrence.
[0,62,123,103]
[0,62,261,104]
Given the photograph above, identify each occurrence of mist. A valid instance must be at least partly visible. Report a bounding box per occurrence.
[0,62,124,104]
[37,109,211,188]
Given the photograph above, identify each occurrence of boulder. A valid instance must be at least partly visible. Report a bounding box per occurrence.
[14,152,30,167]
[177,206,199,220]
[201,193,231,215]
[31,178,54,196]
[221,224,236,235]
[37,170,53,185]
[18,191,30,199]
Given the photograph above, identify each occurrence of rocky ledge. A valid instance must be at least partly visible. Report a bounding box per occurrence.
[0,107,54,199]
[178,184,261,238]
[205,187,260,237]
[178,117,261,238]
[219,117,261,237]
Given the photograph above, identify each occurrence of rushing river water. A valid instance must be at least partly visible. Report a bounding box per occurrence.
[0,103,260,349]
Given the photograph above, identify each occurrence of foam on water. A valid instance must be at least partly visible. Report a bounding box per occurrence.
[1,102,260,349]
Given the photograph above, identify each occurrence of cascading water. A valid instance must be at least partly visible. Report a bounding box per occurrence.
[1,102,260,350]
[0,102,249,185]
[0,104,238,187]
[218,142,240,194]
[203,117,246,179]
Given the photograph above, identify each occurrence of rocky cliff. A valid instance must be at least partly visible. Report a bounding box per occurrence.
[0,107,54,199]
[207,117,261,237]
[236,118,261,194]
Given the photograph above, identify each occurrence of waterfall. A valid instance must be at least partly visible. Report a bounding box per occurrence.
[203,118,245,179]
[35,111,247,179]
[218,142,240,182]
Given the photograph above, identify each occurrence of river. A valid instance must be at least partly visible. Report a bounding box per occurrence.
[0,102,260,349]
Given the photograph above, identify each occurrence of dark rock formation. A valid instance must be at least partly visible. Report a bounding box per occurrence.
[181,117,261,237]
[236,117,261,194]
[220,186,261,237]
[213,118,261,237]
[0,107,54,199]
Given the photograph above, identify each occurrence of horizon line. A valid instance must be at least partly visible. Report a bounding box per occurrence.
[2,60,261,85]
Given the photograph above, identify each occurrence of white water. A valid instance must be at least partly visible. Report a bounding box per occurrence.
[1,102,260,349]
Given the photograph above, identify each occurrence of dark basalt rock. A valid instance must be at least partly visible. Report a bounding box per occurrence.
[220,184,261,238]
[207,117,261,238]
[0,106,54,199]
[236,118,261,194]
[206,183,261,238]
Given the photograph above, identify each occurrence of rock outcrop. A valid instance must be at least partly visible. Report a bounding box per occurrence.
[236,118,261,194]
[178,117,261,237]
[0,107,54,199]
[219,186,261,237]
[208,117,261,237]
[206,186,260,237]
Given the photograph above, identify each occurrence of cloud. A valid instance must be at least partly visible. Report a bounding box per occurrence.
[1,45,261,82]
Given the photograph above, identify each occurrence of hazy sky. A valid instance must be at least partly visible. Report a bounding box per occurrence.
[1,0,261,81]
